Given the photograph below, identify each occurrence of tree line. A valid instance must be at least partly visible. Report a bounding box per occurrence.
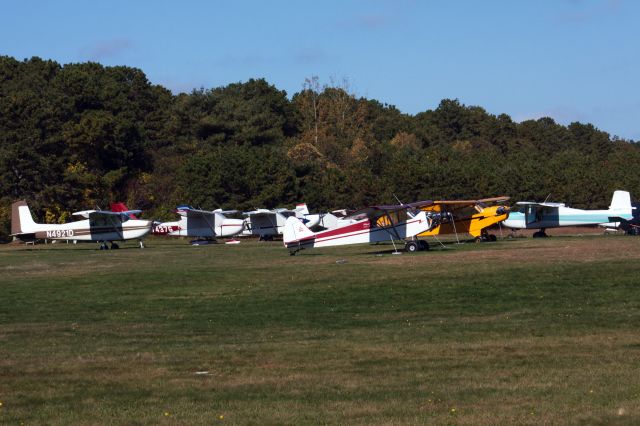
[1,56,639,241]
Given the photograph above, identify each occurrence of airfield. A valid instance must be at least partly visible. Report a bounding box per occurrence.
[1,233,640,424]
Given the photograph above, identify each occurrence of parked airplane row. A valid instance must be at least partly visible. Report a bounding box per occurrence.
[9,190,638,253]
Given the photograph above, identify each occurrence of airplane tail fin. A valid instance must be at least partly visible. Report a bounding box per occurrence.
[283,216,315,246]
[295,203,310,217]
[11,200,38,235]
[110,202,138,219]
[609,190,632,212]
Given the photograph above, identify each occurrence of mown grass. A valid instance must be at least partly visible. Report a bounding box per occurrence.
[1,235,640,425]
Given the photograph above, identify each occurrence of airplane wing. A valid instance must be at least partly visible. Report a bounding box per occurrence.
[72,209,97,219]
[424,196,511,212]
[87,211,136,230]
[344,200,434,221]
[176,207,216,218]
[515,201,565,208]
[213,209,239,215]
[76,209,142,220]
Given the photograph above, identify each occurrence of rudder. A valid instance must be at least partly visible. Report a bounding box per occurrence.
[11,200,37,235]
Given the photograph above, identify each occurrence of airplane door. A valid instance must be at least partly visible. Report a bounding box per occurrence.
[526,206,538,225]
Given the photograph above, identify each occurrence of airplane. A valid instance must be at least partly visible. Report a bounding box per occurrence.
[242,208,295,240]
[417,197,511,242]
[502,190,634,237]
[282,200,442,255]
[152,205,245,244]
[10,200,152,249]
[242,203,329,239]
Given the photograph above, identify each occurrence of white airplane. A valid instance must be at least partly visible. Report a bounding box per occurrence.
[502,190,635,237]
[10,200,152,249]
[242,208,295,240]
[153,205,245,244]
[283,201,442,254]
[242,203,329,239]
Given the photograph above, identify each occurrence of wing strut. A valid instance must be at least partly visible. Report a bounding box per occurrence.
[382,211,404,254]
[448,210,461,244]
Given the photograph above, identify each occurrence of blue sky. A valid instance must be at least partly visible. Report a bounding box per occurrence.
[3,0,639,139]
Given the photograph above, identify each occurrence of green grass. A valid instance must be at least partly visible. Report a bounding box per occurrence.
[1,236,640,424]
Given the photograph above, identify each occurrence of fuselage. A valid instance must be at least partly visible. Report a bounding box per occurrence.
[419,205,509,238]
[503,206,633,229]
[286,211,433,249]
[153,217,245,238]
[30,219,152,241]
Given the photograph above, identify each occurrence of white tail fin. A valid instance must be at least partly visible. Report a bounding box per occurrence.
[405,211,433,236]
[11,200,38,235]
[295,203,310,217]
[609,190,631,211]
[283,216,315,245]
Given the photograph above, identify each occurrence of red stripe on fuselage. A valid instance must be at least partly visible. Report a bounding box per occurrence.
[314,220,370,238]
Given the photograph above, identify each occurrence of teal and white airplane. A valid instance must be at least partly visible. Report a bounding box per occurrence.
[503,190,635,237]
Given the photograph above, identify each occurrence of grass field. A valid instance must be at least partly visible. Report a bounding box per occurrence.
[1,234,640,425]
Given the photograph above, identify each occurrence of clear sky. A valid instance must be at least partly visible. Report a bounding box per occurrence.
[2,0,639,140]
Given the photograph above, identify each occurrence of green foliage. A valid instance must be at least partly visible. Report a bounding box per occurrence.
[1,56,640,239]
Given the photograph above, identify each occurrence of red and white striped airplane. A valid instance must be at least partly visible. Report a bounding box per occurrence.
[283,201,441,254]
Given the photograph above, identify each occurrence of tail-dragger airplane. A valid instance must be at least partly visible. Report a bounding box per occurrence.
[503,190,634,237]
[283,201,442,254]
[418,197,510,241]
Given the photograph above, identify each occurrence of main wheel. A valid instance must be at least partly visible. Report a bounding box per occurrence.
[418,240,429,250]
[110,242,119,249]
[532,231,547,238]
[488,234,497,242]
[405,241,419,252]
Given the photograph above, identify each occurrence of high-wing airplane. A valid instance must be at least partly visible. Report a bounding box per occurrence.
[242,203,330,239]
[242,208,296,240]
[10,200,152,249]
[283,201,441,254]
[502,190,634,237]
[152,205,245,243]
[418,197,510,242]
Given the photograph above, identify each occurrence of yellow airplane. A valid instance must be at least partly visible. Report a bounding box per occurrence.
[418,197,510,241]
